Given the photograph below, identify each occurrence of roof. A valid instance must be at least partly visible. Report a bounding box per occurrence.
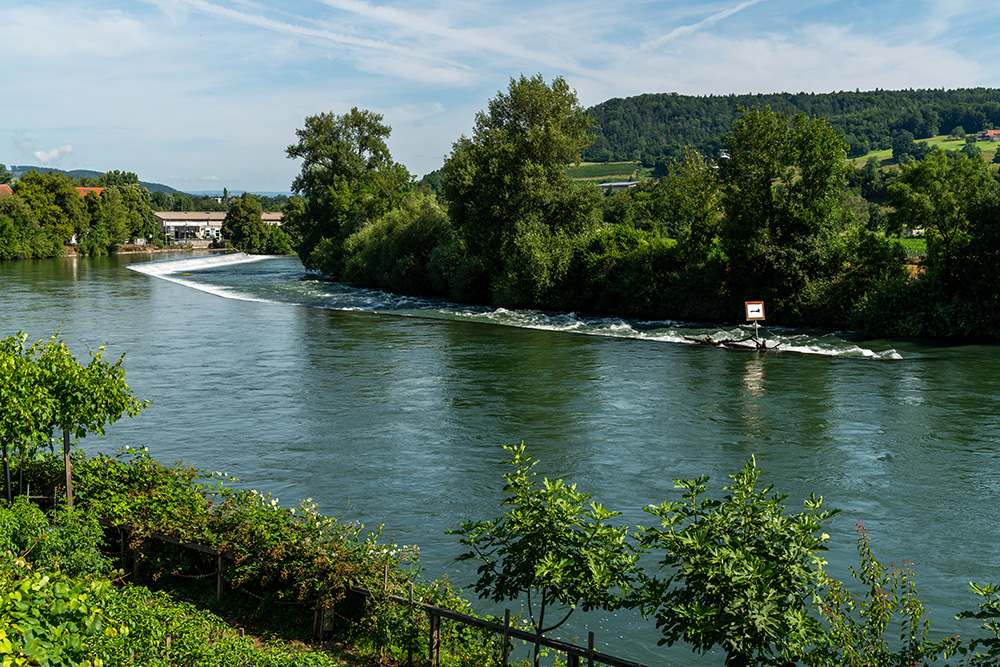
[0,184,13,199]
[75,187,105,197]
[154,211,284,224]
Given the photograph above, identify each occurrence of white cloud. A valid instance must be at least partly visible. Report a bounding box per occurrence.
[34,145,75,166]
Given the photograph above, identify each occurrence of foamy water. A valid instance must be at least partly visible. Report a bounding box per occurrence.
[129,254,905,359]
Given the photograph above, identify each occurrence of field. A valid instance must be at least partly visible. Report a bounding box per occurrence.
[849,135,998,167]
[567,161,648,182]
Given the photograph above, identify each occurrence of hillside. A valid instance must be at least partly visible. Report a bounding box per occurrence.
[583,87,1000,165]
[7,164,183,194]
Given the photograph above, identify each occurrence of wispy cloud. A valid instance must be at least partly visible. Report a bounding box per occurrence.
[641,0,767,51]
[3,1,1000,189]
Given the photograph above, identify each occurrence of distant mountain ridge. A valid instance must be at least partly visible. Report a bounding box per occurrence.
[583,87,1000,164]
[7,165,183,195]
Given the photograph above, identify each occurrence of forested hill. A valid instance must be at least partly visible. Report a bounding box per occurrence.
[583,88,1000,164]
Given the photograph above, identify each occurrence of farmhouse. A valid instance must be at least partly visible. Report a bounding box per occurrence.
[977,129,1000,141]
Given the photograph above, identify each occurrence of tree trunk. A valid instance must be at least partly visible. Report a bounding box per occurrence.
[2,442,10,503]
[63,428,73,508]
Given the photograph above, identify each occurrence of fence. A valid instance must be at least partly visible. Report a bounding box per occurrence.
[100,519,651,667]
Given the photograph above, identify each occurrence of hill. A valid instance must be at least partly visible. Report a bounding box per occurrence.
[7,164,183,194]
[583,87,1000,165]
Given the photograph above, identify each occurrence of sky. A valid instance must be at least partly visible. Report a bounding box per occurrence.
[3,0,1000,193]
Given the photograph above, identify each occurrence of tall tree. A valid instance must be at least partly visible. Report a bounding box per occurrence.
[222,195,267,254]
[718,106,850,320]
[285,108,412,273]
[442,74,602,304]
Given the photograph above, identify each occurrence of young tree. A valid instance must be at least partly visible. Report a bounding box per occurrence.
[640,457,838,667]
[441,74,602,304]
[0,336,53,502]
[450,443,638,667]
[32,336,148,507]
[285,108,412,273]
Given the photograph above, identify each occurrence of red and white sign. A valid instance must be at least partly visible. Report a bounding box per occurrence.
[745,301,765,321]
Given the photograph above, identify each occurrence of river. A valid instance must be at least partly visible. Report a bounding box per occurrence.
[1,250,998,665]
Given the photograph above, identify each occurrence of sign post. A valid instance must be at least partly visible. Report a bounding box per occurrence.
[745,301,765,340]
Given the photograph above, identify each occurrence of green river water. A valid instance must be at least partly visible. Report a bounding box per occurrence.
[1,250,998,665]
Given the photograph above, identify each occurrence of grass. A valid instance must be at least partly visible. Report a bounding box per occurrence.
[849,135,998,168]
[567,161,647,182]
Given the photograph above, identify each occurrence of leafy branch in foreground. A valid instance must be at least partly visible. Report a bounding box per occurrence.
[450,442,638,667]
[639,456,838,667]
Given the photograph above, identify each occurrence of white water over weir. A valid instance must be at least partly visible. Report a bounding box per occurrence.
[126,252,272,276]
[127,253,903,358]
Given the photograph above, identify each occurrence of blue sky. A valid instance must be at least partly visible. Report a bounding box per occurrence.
[3,0,1000,192]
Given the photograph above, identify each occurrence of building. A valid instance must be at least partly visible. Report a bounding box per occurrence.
[598,181,641,193]
[154,211,284,244]
[0,184,12,199]
[977,129,1000,141]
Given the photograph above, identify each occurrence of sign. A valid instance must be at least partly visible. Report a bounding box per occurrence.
[745,301,765,321]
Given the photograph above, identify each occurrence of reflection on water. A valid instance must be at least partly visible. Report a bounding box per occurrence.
[2,252,1000,666]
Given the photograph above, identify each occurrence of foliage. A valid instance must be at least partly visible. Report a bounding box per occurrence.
[807,522,959,667]
[954,582,1000,665]
[223,195,269,254]
[639,456,838,667]
[442,74,602,305]
[0,497,111,579]
[341,192,456,294]
[285,107,412,273]
[718,106,853,321]
[450,442,637,667]
[0,558,114,667]
[583,87,1000,166]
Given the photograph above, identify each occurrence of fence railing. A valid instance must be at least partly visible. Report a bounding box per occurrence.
[100,519,651,667]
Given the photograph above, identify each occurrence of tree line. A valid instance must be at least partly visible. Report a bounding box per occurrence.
[0,166,293,258]
[283,75,1000,340]
[583,87,1000,167]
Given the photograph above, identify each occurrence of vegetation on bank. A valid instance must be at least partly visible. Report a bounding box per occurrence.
[6,443,1000,667]
[0,166,294,259]
[282,75,1000,339]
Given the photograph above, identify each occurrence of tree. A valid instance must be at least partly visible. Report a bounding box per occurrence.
[0,163,11,185]
[640,457,838,667]
[441,74,602,304]
[285,108,412,273]
[223,195,267,253]
[888,148,997,272]
[718,107,851,320]
[28,336,148,507]
[0,336,54,502]
[450,443,638,667]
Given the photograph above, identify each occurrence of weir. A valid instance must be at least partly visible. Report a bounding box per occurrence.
[126,252,273,276]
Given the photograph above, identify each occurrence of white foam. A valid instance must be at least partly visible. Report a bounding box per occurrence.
[127,252,273,276]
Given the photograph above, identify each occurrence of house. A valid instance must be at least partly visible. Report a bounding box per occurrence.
[976,129,1000,141]
[154,211,284,244]
[598,181,641,193]
[75,187,105,198]
[0,184,12,199]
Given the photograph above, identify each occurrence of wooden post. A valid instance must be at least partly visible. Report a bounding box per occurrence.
[313,603,327,642]
[216,554,225,602]
[408,582,414,667]
[428,610,440,667]
[502,609,510,667]
[568,653,580,667]
[588,631,595,667]
[63,428,73,508]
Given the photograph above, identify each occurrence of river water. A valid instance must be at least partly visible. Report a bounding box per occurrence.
[2,251,998,665]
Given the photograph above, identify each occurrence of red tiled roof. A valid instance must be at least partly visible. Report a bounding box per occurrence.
[0,184,12,198]
[75,187,105,197]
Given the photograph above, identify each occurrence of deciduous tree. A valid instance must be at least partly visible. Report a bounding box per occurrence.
[450,443,638,667]
[442,74,602,304]
[285,108,412,273]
